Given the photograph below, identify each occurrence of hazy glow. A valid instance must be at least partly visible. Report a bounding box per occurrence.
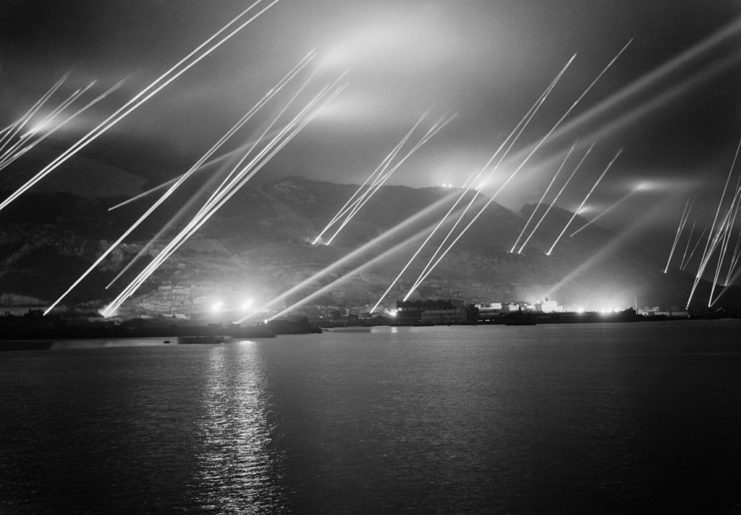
[320,14,458,73]
[546,149,622,256]
[663,198,692,274]
[0,0,279,214]
[312,111,447,246]
[510,143,575,253]
[570,188,640,238]
[544,201,667,301]
[399,53,580,301]
[101,75,346,317]
[45,54,314,315]
[687,139,741,308]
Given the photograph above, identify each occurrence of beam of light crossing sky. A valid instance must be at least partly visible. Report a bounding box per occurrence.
[708,185,741,305]
[236,189,465,322]
[496,45,741,208]
[44,53,314,314]
[0,73,69,159]
[542,202,667,300]
[323,113,455,246]
[244,44,627,319]
[267,207,479,321]
[101,77,345,317]
[352,52,572,314]
[570,187,640,238]
[368,190,484,313]
[511,143,576,252]
[417,53,576,270]
[714,264,741,305]
[686,139,741,308]
[389,55,575,306]
[690,187,740,306]
[103,87,339,316]
[681,225,706,270]
[106,149,250,289]
[402,42,631,300]
[517,143,592,254]
[112,83,348,316]
[0,81,124,173]
[546,149,622,257]
[20,81,93,138]
[663,198,692,274]
[311,112,428,245]
[678,221,696,271]
[0,0,279,214]
[194,64,334,224]
[107,129,284,212]
[501,19,741,175]
[0,82,92,168]
[709,226,741,306]
[107,70,345,293]
[103,54,321,290]
[726,231,741,284]
[268,226,434,321]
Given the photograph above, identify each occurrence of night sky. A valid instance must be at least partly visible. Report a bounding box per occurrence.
[1,0,740,243]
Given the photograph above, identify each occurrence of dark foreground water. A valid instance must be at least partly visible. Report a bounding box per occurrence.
[2,321,741,514]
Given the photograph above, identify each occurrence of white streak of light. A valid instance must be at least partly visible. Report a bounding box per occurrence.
[0,81,123,172]
[311,112,428,245]
[324,113,455,245]
[511,143,576,252]
[0,0,279,213]
[709,186,741,305]
[681,226,707,270]
[663,198,692,274]
[403,41,631,299]
[269,222,435,321]
[546,149,622,256]
[101,80,344,316]
[517,143,593,254]
[44,52,313,314]
[686,138,741,308]
[0,73,69,158]
[569,188,638,238]
[678,221,696,271]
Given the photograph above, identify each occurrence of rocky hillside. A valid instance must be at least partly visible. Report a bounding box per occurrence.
[0,173,737,315]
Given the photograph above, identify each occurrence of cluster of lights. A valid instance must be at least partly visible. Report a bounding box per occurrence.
[572,306,625,315]
[210,298,255,314]
[441,183,455,189]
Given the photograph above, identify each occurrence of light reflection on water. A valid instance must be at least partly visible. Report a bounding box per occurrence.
[2,320,741,513]
[188,343,288,513]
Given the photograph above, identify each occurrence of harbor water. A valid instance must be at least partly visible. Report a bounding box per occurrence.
[2,320,741,513]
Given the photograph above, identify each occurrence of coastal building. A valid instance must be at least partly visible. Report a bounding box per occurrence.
[396,299,477,324]
[534,300,560,313]
[475,302,502,321]
[420,306,475,324]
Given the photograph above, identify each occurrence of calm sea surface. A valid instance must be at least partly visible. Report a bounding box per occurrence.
[2,320,741,514]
